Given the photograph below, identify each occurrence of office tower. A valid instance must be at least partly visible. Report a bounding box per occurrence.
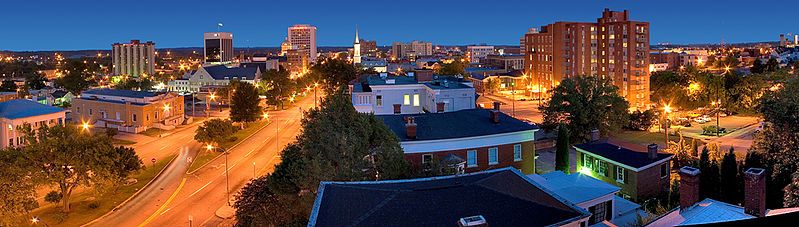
[288,24,317,64]
[523,9,650,109]
[204,32,234,63]
[112,40,156,77]
[391,41,433,59]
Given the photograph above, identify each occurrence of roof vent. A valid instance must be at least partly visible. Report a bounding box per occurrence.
[458,215,487,227]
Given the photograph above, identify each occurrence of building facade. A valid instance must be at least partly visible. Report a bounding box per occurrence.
[112,40,156,77]
[204,32,234,64]
[523,9,651,110]
[483,54,525,70]
[71,89,184,133]
[0,99,66,149]
[168,65,261,93]
[287,24,317,64]
[467,45,495,63]
[350,73,475,115]
[377,108,539,175]
[391,41,433,59]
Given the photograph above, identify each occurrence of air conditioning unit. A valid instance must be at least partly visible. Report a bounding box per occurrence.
[458,215,487,227]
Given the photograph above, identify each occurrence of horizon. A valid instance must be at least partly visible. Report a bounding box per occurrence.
[1,0,796,51]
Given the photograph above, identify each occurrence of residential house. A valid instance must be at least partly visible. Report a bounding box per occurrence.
[376,105,538,174]
[574,141,673,201]
[309,168,591,226]
[350,73,475,115]
[168,64,261,93]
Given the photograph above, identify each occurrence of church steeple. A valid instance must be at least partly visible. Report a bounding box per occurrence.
[353,26,361,64]
[354,26,360,44]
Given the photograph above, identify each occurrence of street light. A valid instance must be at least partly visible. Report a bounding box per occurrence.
[663,104,672,148]
[206,144,231,206]
[80,122,91,131]
[31,217,49,226]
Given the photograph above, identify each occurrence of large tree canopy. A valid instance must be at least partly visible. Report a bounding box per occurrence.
[539,75,630,142]
[229,81,262,123]
[234,88,410,226]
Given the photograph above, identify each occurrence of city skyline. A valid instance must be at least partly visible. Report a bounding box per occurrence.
[1,0,796,51]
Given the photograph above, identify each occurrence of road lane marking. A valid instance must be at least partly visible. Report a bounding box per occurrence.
[138,177,187,227]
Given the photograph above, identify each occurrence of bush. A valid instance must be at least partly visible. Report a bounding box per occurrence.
[627,109,656,131]
[44,191,62,205]
[87,202,100,209]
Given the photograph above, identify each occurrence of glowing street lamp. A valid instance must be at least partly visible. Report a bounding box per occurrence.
[81,122,91,131]
[262,112,269,120]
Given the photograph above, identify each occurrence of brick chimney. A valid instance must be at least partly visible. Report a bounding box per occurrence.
[679,166,701,210]
[436,102,445,113]
[590,129,600,142]
[744,168,767,217]
[405,117,417,139]
[492,101,500,111]
[393,104,401,114]
[489,102,501,124]
[647,143,658,160]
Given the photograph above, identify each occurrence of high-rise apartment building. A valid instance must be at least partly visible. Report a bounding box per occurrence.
[112,40,155,77]
[523,9,650,109]
[204,32,234,63]
[360,40,378,57]
[391,41,432,59]
[288,24,318,64]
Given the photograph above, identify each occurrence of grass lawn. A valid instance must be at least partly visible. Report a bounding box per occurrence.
[140,128,168,137]
[111,138,136,146]
[187,120,270,173]
[27,154,176,226]
[610,130,703,149]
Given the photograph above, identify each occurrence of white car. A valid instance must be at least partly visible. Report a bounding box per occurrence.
[694,117,709,123]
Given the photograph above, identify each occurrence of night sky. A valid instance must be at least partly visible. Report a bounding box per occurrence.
[1,0,795,51]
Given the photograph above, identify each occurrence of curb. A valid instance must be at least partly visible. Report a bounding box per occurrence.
[185,121,272,175]
[81,154,179,227]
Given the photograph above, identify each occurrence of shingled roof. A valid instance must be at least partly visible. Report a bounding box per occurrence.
[309,168,589,226]
[376,109,538,142]
[202,65,259,80]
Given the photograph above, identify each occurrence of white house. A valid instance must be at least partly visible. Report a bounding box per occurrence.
[168,64,261,93]
[350,73,475,115]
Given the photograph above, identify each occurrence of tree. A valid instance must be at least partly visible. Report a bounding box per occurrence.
[765,58,780,73]
[784,169,799,207]
[260,68,294,109]
[113,77,155,91]
[0,148,38,226]
[539,75,630,142]
[24,72,47,90]
[0,80,17,92]
[19,125,142,212]
[230,81,262,123]
[698,147,720,200]
[234,88,410,226]
[627,109,656,131]
[555,124,570,173]
[751,59,765,74]
[308,57,357,91]
[44,191,63,206]
[54,60,96,94]
[194,119,238,147]
[436,60,467,76]
[719,147,739,203]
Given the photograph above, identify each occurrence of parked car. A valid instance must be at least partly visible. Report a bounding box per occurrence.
[694,117,708,124]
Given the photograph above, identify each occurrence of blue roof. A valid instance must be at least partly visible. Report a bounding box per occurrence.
[528,171,620,204]
[574,142,673,169]
[377,109,538,141]
[0,99,65,119]
[203,65,259,80]
[82,88,159,98]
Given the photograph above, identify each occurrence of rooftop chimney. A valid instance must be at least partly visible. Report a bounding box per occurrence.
[393,104,401,114]
[679,166,701,210]
[490,102,501,124]
[458,215,487,227]
[436,102,445,113]
[744,168,767,217]
[590,129,600,142]
[492,101,500,111]
[647,143,658,160]
[405,117,417,139]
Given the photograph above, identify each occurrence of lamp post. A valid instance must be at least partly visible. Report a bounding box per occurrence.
[31,217,49,227]
[716,65,731,137]
[208,92,216,118]
[313,82,319,108]
[663,104,672,148]
[206,144,230,206]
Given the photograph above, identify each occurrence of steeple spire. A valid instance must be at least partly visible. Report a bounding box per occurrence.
[355,26,360,44]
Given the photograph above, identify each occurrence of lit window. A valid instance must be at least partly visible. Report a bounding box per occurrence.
[376,95,383,107]
[513,144,522,161]
[412,94,420,107]
[616,166,626,183]
[488,148,498,165]
[467,150,477,167]
[403,94,410,105]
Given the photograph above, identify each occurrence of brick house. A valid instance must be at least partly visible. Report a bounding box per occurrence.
[376,104,538,174]
[574,142,673,202]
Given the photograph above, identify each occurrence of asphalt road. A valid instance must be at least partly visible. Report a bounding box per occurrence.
[88,96,315,227]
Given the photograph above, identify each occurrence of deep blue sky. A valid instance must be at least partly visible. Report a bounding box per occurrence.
[1,0,795,51]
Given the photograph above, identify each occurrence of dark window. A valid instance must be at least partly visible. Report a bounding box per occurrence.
[205,39,221,62]
[661,163,669,178]
[133,114,137,122]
